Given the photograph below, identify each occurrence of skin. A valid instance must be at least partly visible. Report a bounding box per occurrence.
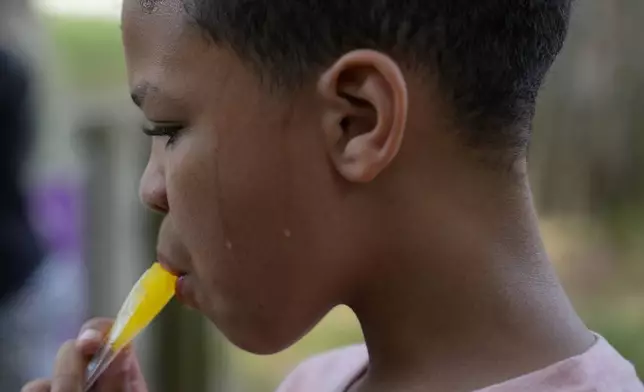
[23,0,595,391]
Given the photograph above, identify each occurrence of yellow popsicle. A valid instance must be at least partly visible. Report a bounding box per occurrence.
[85,263,177,391]
[108,262,178,351]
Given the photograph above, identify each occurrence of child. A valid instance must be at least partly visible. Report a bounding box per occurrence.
[22,0,644,391]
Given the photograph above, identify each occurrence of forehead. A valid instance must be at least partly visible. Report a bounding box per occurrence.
[121,0,278,121]
[121,0,217,99]
[123,0,185,22]
[122,0,189,60]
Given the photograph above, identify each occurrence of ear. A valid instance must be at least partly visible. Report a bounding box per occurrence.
[317,50,408,183]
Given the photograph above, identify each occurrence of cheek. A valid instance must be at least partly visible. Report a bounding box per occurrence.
[164,125,295,304]
[164,133,222,279]
[214,122,296,296]
[163,120,337,353]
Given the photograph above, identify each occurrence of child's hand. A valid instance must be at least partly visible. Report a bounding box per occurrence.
[21,318,148,392]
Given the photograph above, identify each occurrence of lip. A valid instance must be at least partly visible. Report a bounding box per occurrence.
[174,275,190,306]
[156,253,187,277]
[174,273,199,309]
[156,253,198,309]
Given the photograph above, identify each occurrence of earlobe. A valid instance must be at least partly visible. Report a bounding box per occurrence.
[318,50,408,183]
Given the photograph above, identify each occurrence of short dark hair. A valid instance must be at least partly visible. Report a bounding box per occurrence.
[183,0,571,155]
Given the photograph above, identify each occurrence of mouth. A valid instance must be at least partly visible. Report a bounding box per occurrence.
[156,253,197,308]
[157,254,188,278]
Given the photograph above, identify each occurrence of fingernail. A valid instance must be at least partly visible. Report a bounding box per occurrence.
[78,329,102,344]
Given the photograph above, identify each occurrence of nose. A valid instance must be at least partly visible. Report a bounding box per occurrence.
[140,155,169,214]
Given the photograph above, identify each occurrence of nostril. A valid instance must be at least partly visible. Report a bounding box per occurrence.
[155,200,170,214]
[146,197,169,214]
[140,187,169,214]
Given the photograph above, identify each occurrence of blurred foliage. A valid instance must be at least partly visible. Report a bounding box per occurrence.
[531,0,644,216]
[584,299,644,372]
[45,16,125,89]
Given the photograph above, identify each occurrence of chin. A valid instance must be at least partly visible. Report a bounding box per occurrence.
[205,310,310,355]
[229,333,295,356]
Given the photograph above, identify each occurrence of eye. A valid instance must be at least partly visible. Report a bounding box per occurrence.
[142,121,184,147]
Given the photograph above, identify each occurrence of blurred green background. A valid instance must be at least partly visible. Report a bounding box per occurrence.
[3,1,643,391]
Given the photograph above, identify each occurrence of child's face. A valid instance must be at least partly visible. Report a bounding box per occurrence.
[123,0,360,354]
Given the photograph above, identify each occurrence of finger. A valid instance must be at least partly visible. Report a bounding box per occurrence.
[122,346,148,392]
[21,379,51,392]
[76,329,104,355]
[79,318,114,335]
[125,351,145,384]
[93,354,128,392]
[93,348,147,392]
[76,318,114,354]
[52,340,85,392]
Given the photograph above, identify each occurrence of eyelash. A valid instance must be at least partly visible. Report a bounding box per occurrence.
[142,122,184,147]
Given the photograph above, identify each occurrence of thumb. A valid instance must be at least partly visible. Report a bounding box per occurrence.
[51,341,85,392]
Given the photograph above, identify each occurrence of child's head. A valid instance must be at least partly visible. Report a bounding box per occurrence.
[126,0,571,354]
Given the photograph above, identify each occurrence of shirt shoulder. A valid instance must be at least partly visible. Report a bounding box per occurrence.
[476,335,644,392]
[275,344,368,392]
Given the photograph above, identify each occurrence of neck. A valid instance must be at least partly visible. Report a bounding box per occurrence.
[348,169,593,392]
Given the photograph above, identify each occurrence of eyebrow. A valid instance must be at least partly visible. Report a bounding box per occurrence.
[131,82,186,112]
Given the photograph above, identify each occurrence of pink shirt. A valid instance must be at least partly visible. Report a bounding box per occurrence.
[276,336,643,392]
